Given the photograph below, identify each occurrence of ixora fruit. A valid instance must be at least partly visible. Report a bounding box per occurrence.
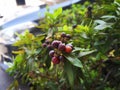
[42,43,47,48]
[66,44,73,49]
[66,34,71,39]
[61,32,66,38]
[65,45,72,53]
[51,40,62,48]
[52,56,60,64]
[59,55,65,62]
[49,50,55,57]
[47,45,53,50]
[58,43,66,51]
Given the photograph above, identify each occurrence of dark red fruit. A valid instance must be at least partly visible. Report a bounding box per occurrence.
[58,43,66,51]
[59,55,65,62]
[47,45,53,50]
[65,45,72,53]
[52,57,60,64]
[49,50,55,57]
[42,43,47,48]
[45,40,50,44]
[66,34,71,39]
[51,40,62,48]
[61,32,66,38]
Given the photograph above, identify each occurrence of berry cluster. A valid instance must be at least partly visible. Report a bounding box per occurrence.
[42,32,73,65]
[49,40,73,64]
[42,39,53,50]
[60,32,71,43]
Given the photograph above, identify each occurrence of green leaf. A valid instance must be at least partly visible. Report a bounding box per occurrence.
[94,20,112,30]
[46,12,54,20]
[72,47,90,52]
[64,61,74,87]
[14,54,24,64]
[94,20,106,25]
[36,24,47,29]
[54,8,62,19]
[34,34,46,41]
[63,25,69,31]
[13,30,35,46]
[64,54,83,68]
[114,1,120,6]
[101,15,116,21]
[46,28,53,39]
[72,47,84,52]
[78,50,97,57]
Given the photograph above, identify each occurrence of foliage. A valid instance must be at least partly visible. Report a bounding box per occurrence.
[7,0,120,90]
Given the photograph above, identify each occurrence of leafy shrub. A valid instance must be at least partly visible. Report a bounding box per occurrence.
[7,0,120,90]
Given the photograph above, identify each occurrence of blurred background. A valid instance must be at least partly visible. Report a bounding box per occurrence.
[0,0,67,20]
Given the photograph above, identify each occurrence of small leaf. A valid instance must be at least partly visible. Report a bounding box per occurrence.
[64,54,83,68]
[14,54,24,64]
[94,20,112,30]
[12,50,25,54]
[34,34,46,41]
[54,8,62,18]
[101,15,116,20]
[78,50,97,57]
[72,47,83,52]
[36,24,47,29]
[46,12,54,20]
[63,25,69,31]
[94,20,106,25]
[46,28,53,39]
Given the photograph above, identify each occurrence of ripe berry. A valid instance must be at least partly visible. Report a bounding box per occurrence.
[66,44,73,49]
[52,57,60,64]
[59,55,65,62]
[61,32,66,38]
[49,50,55,57]
[58,43,66,51]
[66,34,71,39]
[51,40,62,48]
[45,40,50,44]
[72,24,77,29]
[42,43,47,48]
[47,45,53,50]
[65,45,72,53]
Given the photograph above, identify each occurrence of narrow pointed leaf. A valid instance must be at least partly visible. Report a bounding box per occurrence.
[64,54,83,68]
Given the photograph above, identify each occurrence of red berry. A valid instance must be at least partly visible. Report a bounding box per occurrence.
[58,43,66,51]
[66,44,73,49]
[52,57,60,64]
[61,32,66,38]
[65,45,72,53]
[49,50,55,57]
[51,40,62,48]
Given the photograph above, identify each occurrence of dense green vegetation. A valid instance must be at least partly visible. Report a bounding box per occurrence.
[7,0,120,90]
